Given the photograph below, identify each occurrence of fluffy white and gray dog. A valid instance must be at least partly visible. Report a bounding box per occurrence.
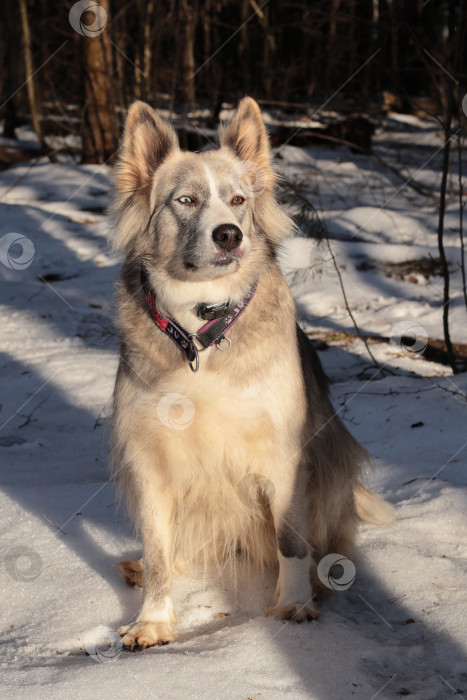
[109,97,393,650]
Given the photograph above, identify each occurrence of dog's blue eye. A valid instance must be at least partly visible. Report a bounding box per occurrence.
[178,196,194,204]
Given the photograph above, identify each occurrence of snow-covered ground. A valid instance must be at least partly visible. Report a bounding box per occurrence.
[1,116,466,699]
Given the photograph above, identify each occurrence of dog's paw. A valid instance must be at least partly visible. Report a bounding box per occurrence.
[118,621,175,650]
[264,602,321,623]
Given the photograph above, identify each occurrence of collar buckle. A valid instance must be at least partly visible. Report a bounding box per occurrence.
[196,300,230,321]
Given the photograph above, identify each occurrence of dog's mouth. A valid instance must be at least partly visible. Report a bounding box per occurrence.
[213,254,236,267]
[183,251,244,272]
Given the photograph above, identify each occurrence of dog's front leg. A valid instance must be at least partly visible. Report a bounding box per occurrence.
[265,476,320,622]
[119,475,175,649]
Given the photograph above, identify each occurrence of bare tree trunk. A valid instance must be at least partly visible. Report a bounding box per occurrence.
[325,0,342,96]
[179,0,197,110]
[169,0,180,113]
[1,1,20,138]
[19,0,45,147]
[142,0,154,99]
[133,21,143,101]
[254,1,275,100]
[457,136,467,314]
[150,2,165,107]
[437,99,456,372]
[348,0,358,81]
[240,0,251,95]
[113,16,127,116]
[435,0,466,373]
[134,0,153,100]
[81,0,118,164]
[389,0,401,91]
[208,0,223,119]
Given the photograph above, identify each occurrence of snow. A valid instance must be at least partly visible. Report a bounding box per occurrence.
[1,116,466,699]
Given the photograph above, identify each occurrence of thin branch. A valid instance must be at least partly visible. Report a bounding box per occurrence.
[323,238,386,375]
[281,176,385,374]
[279,176,327,239]
[17,394,49,430]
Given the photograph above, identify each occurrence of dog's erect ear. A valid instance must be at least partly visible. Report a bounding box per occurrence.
[220,97,294,244]
[115,101,178,199]
[220,97,273,180]
[111,102,178,251]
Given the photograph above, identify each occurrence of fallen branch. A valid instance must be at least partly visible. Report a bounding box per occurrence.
[305,328,467,371]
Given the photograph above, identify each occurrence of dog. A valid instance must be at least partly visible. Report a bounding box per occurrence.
[109,97,393,650]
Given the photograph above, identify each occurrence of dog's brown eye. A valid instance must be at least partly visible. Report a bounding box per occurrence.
[231,195,245,205]
[178,196,195,204]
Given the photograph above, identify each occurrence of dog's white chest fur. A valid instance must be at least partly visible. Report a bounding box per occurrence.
[147,365,298,471]
[128,368,289,570]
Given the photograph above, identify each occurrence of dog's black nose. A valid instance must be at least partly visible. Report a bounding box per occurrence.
[212,224,243,251]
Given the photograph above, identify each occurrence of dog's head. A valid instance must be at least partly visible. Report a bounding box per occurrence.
[111,98,293,304]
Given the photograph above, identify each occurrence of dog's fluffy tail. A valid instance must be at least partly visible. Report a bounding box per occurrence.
[354,483,395,525]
